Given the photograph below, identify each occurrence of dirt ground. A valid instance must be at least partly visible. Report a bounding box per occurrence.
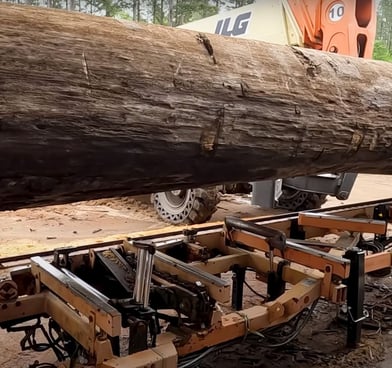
[0,173,391,367]
[0,173,391,260]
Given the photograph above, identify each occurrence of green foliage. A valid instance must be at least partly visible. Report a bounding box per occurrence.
[115,10,133,20]
[225,0,254,9]
[83,0,129,17]
[0,0,255,25]
[377,0,392,53]
[174,0,218,25]
[373,40,392,61]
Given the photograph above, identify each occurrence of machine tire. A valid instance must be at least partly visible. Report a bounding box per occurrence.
[152,187,220,225]
[277,189,327,212]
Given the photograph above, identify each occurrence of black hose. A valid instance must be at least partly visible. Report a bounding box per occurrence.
[28,363,57,368]
[251,299,319,348]
[244,279,267,299]
[177,300,319,367]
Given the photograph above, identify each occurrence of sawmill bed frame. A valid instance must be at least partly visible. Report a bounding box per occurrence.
[1,198,392,368]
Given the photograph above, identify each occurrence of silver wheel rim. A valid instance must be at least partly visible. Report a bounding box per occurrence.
[153,189,196,223]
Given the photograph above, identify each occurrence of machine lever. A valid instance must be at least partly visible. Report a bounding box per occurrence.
[225,216,286,251]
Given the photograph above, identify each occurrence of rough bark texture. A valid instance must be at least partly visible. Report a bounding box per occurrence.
[0,4,392,210]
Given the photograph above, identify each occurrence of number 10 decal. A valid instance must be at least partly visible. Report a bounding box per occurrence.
[329,3,345,22]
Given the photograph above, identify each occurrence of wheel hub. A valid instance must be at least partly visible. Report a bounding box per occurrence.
[152,189,196,224]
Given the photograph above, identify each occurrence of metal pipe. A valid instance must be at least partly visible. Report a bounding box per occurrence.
[140,252,148,304]
[132,240,156,307]
[142,252,154,307]
[138,250,148,304]
[133,248,147,303]
[286,240,351,264]
[138,249,148,303]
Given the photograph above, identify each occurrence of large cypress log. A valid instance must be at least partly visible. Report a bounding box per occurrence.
[0,3,391,210]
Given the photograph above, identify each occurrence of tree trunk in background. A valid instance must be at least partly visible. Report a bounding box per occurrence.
[168,0,174,26]
[69,0,77,11]
[0,3,392,210]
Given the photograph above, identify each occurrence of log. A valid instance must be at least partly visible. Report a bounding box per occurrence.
[0,3,392,210]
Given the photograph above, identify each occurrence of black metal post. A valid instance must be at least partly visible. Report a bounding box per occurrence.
[128,318,148,354]
[267,260,287,301]
[231,266,246,310]
[344,248,365,348]
[373,204,389,243]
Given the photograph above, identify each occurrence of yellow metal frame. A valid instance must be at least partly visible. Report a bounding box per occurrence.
[1,200,391,367]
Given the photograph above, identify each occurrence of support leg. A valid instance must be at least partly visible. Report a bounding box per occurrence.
[231,266,246,310]
[344,248,365,348]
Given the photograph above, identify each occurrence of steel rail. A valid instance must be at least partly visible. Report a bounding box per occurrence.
[1,197,391,266]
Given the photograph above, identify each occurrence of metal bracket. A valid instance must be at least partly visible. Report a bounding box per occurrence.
[347,307,369,323]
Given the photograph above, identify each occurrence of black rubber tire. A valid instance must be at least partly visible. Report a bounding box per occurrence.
[277,189,327,212]
[152,187,220,225]
[187,187,220,224]
[223,183,252,194]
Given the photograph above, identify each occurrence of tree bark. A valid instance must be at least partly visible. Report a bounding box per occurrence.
[0,3,392,210]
